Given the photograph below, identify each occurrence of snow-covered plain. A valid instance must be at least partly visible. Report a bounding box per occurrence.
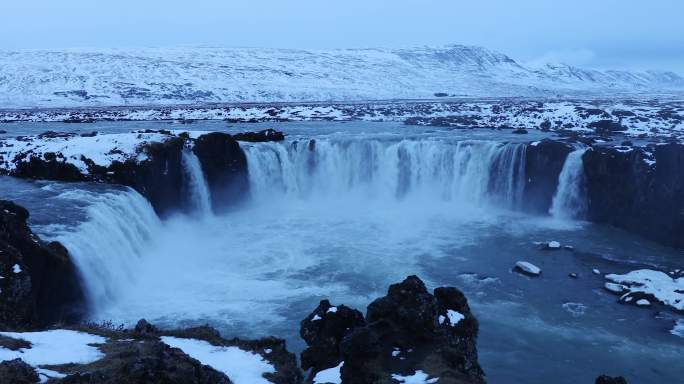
[0,45,682,109]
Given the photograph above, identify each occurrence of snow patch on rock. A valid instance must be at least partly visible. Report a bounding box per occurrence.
[605,269,684,311]
[160,336,275,384]
[313,361,343,384]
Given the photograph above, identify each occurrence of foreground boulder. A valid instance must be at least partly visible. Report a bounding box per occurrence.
[0,200,84,329]
[301,276,485,384]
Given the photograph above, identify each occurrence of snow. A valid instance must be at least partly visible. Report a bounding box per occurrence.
[0,132,170,174]
[0,46,681,110]
[160,336,275,384]
[593,269,601,275]
[636,299,651,307]
[391,370,439,384]
[605,269,684,311]
[0,330,105,370]
[515,261,541,276]
[327,307,338,313]
[439,310,465,326]
[312,314,322,321]
[547,241,561,249]
[12,264,21,273]
[313,361,343,384]
[671,320,684,338]
[35,368,66,383]
[604,282,626,294]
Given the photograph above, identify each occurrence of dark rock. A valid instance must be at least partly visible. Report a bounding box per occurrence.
[0,358,39,384]
[133,319,157,336]
[305,276,485,384]
[192,132,249,212]
[79,131,98,137]
[523,140,573,213]
[587,120,626,134]
[434,92,449,98]
[57,339,232,384]
[300,299,366,375]
[595,374,628,384]
[0,200,85,329]
[512,128,528,134]
[583,143,684,248]
[233,129,285,142]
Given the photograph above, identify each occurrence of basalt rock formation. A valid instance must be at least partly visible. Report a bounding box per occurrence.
[523,139,573,213]
[301,276,485,384]
[0,200,84,329]
[583,143,684,248]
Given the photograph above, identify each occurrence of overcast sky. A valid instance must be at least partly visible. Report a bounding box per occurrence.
[1,0,682,72]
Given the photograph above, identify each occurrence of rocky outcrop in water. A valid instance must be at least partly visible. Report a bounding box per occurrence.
[301,276,485,384]
[523,140,573,213]
[192,132,249,212]
[0,200,84,329]
[583,143,684,248]
[595,375,628,384]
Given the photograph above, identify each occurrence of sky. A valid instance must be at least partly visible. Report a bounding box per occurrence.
[1,0,682,72]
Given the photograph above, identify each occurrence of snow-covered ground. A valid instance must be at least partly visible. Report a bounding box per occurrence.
[1,99,683,141]
[0,131,172,174]
[0,45,682,109]
[160,336,275,384]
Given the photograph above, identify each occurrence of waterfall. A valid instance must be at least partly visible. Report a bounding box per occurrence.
[54,188,161,311]
[549,148,588,220]
[182,149,212,216]
[243,138,527,209]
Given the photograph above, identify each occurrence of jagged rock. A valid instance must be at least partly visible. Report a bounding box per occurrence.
[583,143,684,248]
[233,129,285,142]
[523,140,573,213]
[300,299,366,376]
[0,358,39,384]
[303,276,485,384]
[0,200,84,329]
[595,375,627,384]
[133,319,157,336]
[192,132,249,212]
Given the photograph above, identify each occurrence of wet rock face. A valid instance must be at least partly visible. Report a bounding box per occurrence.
[301,276,485,384]
[103,137,186,216]
[583,143,684,248]
[0,200,84,329]
[523,140,573,213]
[0,358,39,384]
[192,132,249,212]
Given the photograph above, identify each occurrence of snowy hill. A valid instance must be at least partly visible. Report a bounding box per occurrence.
[0,45,683,108]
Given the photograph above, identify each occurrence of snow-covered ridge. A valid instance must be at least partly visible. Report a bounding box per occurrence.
[0,131,173,174]
[0,45,682,108]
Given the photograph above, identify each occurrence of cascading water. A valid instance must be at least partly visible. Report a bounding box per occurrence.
[549,148,588,220]
[181,149,213,216]
[243,138,527,210]
[54,188,161,311]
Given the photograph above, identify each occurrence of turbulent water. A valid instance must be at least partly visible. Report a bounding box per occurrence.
[1,122,683,384]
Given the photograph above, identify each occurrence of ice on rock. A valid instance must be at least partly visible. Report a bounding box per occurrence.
[592,269,601,275]
[604,282,626,294]
[606,269,684,311]
[313,361,343,384]
[514,261,541,276]
[327,307,338,313]
[312,314,322,321]
[547,241,561,249]
[12,264,21,274]
[636,299,651,307]
[391,370,439,384]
